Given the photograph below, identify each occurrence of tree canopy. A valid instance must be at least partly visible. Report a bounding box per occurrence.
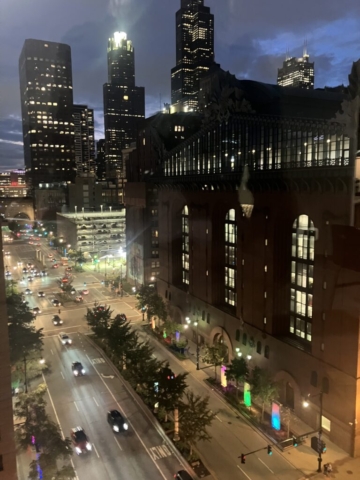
[202,343,228,381]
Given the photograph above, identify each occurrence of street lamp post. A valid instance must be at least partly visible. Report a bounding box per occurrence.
[303,390,324,473]
[23,355,28,394]
[185,316,200,370]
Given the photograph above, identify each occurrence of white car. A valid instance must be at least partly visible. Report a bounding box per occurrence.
[59,332,72,345]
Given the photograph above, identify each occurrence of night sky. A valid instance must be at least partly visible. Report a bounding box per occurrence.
[1,0,360,170]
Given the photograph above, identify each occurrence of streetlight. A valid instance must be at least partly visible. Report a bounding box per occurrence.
[303,390,324,473]
[185,316,200,370]
[235,347,243,357]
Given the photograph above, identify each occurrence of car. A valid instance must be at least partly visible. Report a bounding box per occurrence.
[33,307,41,315]
[70,288,76,295]
[34,272,40,277]
[75,295,83,302]
[174,471,194,480]
[70,427,92,455]
[61,277,68,283]
[25,288,32,295]
[22,268,28,274]
[52,258,57,263]
[27,276,33,282]
[48,254,53,258]
[51,298,61,306]
[96,305,106,312]
[5,271,11,277]
[52,264,59,269]
[52,315,63,326]
[59,332,72,345]
[72,361,85,376]
[40,270,48,276]
[37,291,45,297]
[107,410,129,433]
[27,263,33,268]
[17,261,23,266]
[66,267,73,272]
[81,289,89,295]
[5,251,10,256]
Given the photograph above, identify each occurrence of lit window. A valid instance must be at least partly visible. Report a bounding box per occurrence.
[225,209,237,306]
[182,205,190,285]
[289,215,315,343]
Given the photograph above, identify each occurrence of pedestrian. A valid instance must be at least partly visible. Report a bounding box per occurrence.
[58,308,61,315]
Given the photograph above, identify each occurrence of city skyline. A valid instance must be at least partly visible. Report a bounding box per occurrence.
[1,0,360,169]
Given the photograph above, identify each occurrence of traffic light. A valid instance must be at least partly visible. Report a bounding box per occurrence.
[292,436,298,447]
[267,445,272,455]
[240,454,246,464]
[321,443,327,454]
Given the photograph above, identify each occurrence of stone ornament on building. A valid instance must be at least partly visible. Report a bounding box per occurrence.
[238,165,254,218]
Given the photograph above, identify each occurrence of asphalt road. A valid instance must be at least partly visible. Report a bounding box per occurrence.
[6,237,304,480]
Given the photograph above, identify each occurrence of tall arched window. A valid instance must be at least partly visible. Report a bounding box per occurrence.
[182,205,189,285]
[225,209,237,306]
[290,215,315,343]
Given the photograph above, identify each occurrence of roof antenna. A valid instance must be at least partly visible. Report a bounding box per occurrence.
[303,39,308,58]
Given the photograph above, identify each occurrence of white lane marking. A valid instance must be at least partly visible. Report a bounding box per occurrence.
[74,401,79,412]
[42,373,79,479]
[216,415,223,423]
[91,358,105,365]
[258,457,274,474]
[93,396,99,407]
[86,354,168,480]
[237,465,252,480]
[60,371,65,379]
[51,349,54,355]
[114,436,122,451]
[93,443,100,458]
[149,445,172,461]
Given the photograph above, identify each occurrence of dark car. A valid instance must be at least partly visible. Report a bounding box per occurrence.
[22,268,28,274]
[174,471,194,480]
[70,427,92,454]
[72,361,85,376]
[40,270,48,276]
[107,410,129,433]
[25,288,32,295]
[70,288,76,295]
[51,299,61,306]
[38,291,45,297]
[52,315,63,326]
[32,307,41,315]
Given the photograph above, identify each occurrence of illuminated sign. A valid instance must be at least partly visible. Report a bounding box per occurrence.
[271,402,281,430]
[244,382,251,407]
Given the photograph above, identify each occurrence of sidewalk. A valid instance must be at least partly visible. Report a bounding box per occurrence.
[136,322,359,479]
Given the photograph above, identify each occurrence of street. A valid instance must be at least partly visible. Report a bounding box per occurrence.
[7,237,304,480]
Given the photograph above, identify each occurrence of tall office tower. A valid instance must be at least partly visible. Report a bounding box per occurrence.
[171,0,215,113]
[19,39,76,187]
[103,32,145,176]
[277,48,314,89]
[95,139,106,180]
[73,104,95,175]
[0,234,17,480]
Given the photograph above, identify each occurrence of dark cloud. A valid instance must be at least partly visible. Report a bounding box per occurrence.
[1,0,360,167]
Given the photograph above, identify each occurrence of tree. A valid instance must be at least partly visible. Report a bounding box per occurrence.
[162,319,182,339]
[7,293,43,365]
[202,343,228,382]
[85,305,113,338]
[225,357,249,398]
[136,286,168,322]
[106,314,137,364]
[5,279,18,296]
[179,390,216,456]
[153,364,188,421]
[250,366,279,422]
[60,280,74,296]
[14,385,75,480]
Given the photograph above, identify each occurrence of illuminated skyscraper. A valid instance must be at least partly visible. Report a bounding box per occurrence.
[103,32,145,176]
[277,49,314,89]
[171,0,215,113]
[19,39,76,187]
[73,104,95,175]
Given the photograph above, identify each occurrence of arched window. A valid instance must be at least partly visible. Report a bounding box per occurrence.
[182,205,189,285]
[235,329,240,342]
[264,345,270,359]
[290,215,315,343]
[256,341,262,354]
[225,209,237,306]
[242,333,247,346]
[322,377,330,394]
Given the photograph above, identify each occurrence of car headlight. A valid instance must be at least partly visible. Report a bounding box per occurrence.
[62,340,65,344]
[113,425,119,432]
[123,423,128,430]
[86,443,92,451]
[74,371,78,376]
[69,340,72,344]
[54,321,58,325]
[81,369,85,374]
[59,320,63,324]
[75,446,81,454]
